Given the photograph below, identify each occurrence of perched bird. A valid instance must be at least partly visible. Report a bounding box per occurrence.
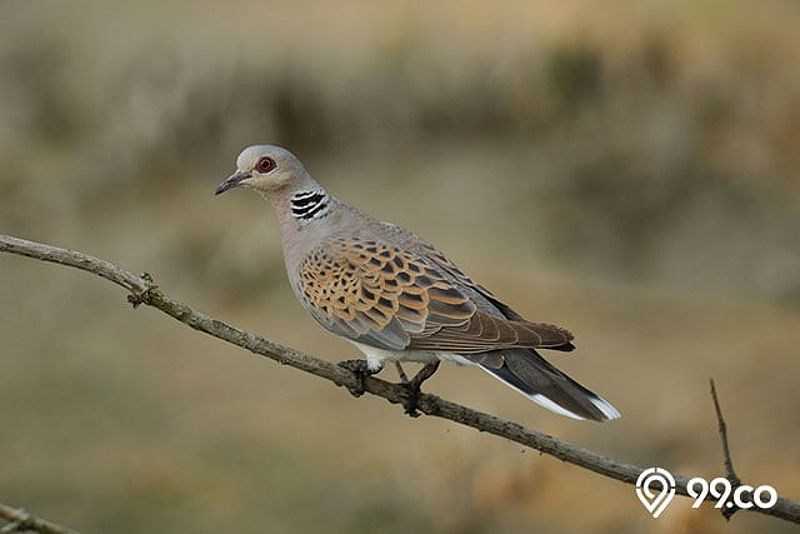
[216,145,620,421]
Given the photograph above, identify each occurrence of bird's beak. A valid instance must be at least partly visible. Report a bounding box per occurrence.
[215,170,252,195]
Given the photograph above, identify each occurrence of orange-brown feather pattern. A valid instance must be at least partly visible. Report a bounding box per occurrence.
[298,237,574,353]
[298,238,474,337]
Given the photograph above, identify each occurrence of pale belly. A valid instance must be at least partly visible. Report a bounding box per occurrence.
[348,340,476,372]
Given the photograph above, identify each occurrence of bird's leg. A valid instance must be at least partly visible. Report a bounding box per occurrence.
[338,359,382,397]
[394,361,410,383]
[400,361,440,417]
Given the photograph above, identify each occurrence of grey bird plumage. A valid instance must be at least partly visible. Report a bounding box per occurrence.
[215,145,620,421]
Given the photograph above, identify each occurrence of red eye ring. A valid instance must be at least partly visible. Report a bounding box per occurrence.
[256,157,276,173]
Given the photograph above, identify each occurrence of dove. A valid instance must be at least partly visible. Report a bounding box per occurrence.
[215,145,619,421]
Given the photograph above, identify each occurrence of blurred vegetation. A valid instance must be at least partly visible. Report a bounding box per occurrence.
[1,1,799,533]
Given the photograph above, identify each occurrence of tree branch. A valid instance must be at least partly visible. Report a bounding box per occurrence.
[0,502,77,534]
[2,234,799,528]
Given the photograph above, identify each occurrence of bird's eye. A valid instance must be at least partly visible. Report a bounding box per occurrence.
[255,157,276,173]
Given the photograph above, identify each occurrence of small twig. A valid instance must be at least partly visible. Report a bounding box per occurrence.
[2,234,800,526]
[0,503,78,534]
[710,378,740,485]
[710,378,743,520]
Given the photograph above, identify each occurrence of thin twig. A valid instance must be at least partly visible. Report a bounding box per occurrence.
[1,234,799,528]
[710,378,742,520]
[0,503,78,534]
[710,378,740,484]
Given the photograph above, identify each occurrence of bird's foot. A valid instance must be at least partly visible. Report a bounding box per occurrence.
[338,359,380,397]
[399,362,440,417]
[400,381,422,417]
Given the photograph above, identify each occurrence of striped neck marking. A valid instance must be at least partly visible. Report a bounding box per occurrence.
[290,189,330,221]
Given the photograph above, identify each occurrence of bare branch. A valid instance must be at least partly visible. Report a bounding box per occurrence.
[2,234,799,527]
[0,502,78,534]
[710,378,742,520]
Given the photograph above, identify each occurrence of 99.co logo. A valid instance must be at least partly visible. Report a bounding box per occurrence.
[687,476,778,511]
[636,467,778,518]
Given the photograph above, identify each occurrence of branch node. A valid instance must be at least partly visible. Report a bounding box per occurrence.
[127,272,158,308]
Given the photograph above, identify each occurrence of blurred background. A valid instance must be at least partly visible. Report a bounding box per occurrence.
[1,1,799,532]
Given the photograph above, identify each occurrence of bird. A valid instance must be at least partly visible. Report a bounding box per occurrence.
[215,145,620,421]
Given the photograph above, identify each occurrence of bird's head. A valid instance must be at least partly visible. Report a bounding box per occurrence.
[215,145,309,196]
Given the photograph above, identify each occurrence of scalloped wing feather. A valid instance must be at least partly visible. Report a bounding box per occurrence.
[297,237,574,353]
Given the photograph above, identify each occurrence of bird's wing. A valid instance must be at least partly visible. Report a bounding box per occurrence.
[415,241,576,352]
[416,242,529,320]
[297,237,573,353]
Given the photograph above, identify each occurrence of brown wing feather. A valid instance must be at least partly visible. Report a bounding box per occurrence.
[417,243,576,351]
[409,313,573,353]
[297,237,573,353]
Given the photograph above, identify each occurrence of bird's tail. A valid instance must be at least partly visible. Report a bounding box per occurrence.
[472,349,620,421]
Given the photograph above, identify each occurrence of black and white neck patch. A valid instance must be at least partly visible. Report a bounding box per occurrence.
[290,189,330,221]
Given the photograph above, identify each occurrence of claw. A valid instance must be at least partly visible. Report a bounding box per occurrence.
[399,361,440,417]
[400,382,422,417]
[338,359,381,397]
